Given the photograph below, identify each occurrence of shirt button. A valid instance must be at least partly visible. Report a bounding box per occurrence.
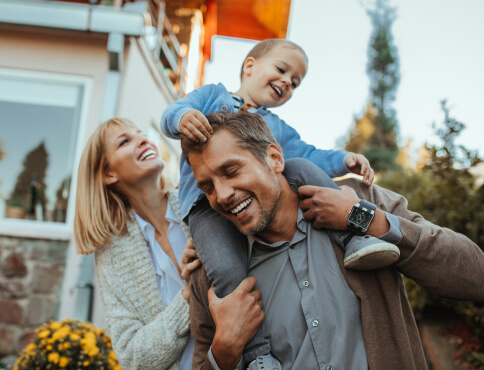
[303,280,309,287]
[221,105,228,111]
[312,319,319,327]
[325,366,333,370]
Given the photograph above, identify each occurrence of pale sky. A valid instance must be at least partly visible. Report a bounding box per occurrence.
[204,0,484,163]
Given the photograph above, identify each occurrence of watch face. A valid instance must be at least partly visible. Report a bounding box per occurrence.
[349,208,373,228]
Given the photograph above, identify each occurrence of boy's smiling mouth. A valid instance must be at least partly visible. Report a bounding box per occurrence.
[270,84,283,97]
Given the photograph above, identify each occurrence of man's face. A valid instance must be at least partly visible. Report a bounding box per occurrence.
[190,130,282,236]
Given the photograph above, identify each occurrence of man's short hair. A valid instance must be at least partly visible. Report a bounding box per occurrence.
[240,38,308,80]
[181,111,282,165]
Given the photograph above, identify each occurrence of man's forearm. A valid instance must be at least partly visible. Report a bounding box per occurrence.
[211,336,244,369]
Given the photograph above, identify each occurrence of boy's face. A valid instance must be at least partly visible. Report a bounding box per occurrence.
[241,45,307,108]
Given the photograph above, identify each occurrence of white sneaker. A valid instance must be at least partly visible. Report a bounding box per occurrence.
[247,354,282,370]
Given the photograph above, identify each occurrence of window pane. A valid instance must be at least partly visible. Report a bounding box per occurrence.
[0,72,83,223]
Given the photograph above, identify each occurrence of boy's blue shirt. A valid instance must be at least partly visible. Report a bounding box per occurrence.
[161,83,351,220]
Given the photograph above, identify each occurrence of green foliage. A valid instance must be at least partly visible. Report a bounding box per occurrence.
[378,101,484,365]
[345,0,400,172]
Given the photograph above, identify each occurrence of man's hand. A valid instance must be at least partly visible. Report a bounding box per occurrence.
[298,185,360,230]
[209,277,264,369]
[179,109,213,143]
[345,153,374,186]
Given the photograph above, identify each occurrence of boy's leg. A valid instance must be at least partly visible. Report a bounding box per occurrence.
[284,158,400,270]
[188,198,276,365]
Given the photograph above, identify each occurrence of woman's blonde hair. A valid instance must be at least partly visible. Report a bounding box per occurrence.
[74,117,170,255]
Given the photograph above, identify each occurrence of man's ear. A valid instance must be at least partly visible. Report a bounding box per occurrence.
[103,169,118,186]
[266,144,284,174]
[242,57,256,78]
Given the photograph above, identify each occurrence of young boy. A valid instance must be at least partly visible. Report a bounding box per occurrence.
[161,39,400,369]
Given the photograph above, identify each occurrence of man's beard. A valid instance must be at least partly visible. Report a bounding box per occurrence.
[236,173,281,236]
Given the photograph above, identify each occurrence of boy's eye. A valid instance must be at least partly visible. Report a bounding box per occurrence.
[277,66,285,74]
[291,81,298,88]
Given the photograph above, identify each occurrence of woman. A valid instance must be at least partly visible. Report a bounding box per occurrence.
[74,117,201,369]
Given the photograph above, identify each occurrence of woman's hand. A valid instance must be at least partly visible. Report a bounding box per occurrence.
[180,239,202,301]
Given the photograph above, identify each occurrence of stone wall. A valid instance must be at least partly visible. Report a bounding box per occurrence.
[0,236,69,359]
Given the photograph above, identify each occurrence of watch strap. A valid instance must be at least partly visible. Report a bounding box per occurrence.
[358,199,376,213]
[347,199,377,235]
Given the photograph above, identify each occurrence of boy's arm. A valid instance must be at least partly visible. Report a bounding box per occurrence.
[273,117,352,178]
[161,84,213,140]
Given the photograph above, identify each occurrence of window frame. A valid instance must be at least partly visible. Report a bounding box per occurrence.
[0,68,92,241]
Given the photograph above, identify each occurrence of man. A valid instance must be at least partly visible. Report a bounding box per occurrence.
[181,111,484,370]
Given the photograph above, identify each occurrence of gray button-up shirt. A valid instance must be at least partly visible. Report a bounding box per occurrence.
[208,208,402,369]
[246,208,375,370]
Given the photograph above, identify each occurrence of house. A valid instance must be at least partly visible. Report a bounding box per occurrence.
[0,0,291,359]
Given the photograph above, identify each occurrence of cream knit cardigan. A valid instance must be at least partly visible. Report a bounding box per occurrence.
[94,190,191,370]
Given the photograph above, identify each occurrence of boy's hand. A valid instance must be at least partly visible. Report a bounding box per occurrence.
[179,109,213,143]
[345,153,374,186]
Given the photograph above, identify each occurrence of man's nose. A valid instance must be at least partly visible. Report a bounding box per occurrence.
[214,181,234,205]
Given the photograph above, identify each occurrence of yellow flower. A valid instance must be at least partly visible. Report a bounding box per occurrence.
[38,330,51,339]
[48,352,60,364]
[59,356,69,368]
[88,345,100,357]
[63,342,70,349]
[49,322,62,330]
[70,333,80,341]
[52,326,70,341]
[25,343,36,352]
[109,351,117,361]
[46,344,53,351]
[83,360,90,367]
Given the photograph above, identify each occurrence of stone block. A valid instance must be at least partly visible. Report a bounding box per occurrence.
[0,326,16,357]
[49,241,69,265]
[0,300,24,325]
[26,297,56,326]
[0,237,20,250]
[0,252,27,278]
[30,241,49,262]
[17,330,37,352]
[32,265,63,294]
[0,281,26,299]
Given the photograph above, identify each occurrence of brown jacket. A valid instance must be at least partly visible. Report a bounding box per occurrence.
[189,178,484,370]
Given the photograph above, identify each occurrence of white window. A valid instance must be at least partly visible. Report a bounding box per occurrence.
[0,69,91,239]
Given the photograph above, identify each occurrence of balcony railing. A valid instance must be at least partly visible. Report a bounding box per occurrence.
[54,0,189,98]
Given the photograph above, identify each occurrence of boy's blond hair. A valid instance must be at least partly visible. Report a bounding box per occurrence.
[240,38,308,80]
[74,117,169,255]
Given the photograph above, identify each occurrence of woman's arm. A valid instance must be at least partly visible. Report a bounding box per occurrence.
[95,248,190,370]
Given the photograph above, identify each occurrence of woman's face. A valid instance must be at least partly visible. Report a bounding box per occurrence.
[102,124,165,188]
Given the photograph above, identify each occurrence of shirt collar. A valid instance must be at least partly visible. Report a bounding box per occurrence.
[247,206,308,259]
[133,200,180,243]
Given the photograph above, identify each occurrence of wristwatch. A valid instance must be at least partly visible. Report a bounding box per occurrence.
[347,199,376,235]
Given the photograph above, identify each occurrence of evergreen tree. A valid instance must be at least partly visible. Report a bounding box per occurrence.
[8,142,49,218]
[346,0,400,171]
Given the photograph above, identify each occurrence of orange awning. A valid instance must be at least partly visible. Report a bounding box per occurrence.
[203,0,292,60]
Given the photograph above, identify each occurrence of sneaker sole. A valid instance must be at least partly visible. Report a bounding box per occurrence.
[344,244,400,270]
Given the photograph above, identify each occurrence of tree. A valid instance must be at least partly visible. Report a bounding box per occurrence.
[378,102,484,363]
[8,142,49,219]
[0,140,4,162]
[346,0,400,171]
